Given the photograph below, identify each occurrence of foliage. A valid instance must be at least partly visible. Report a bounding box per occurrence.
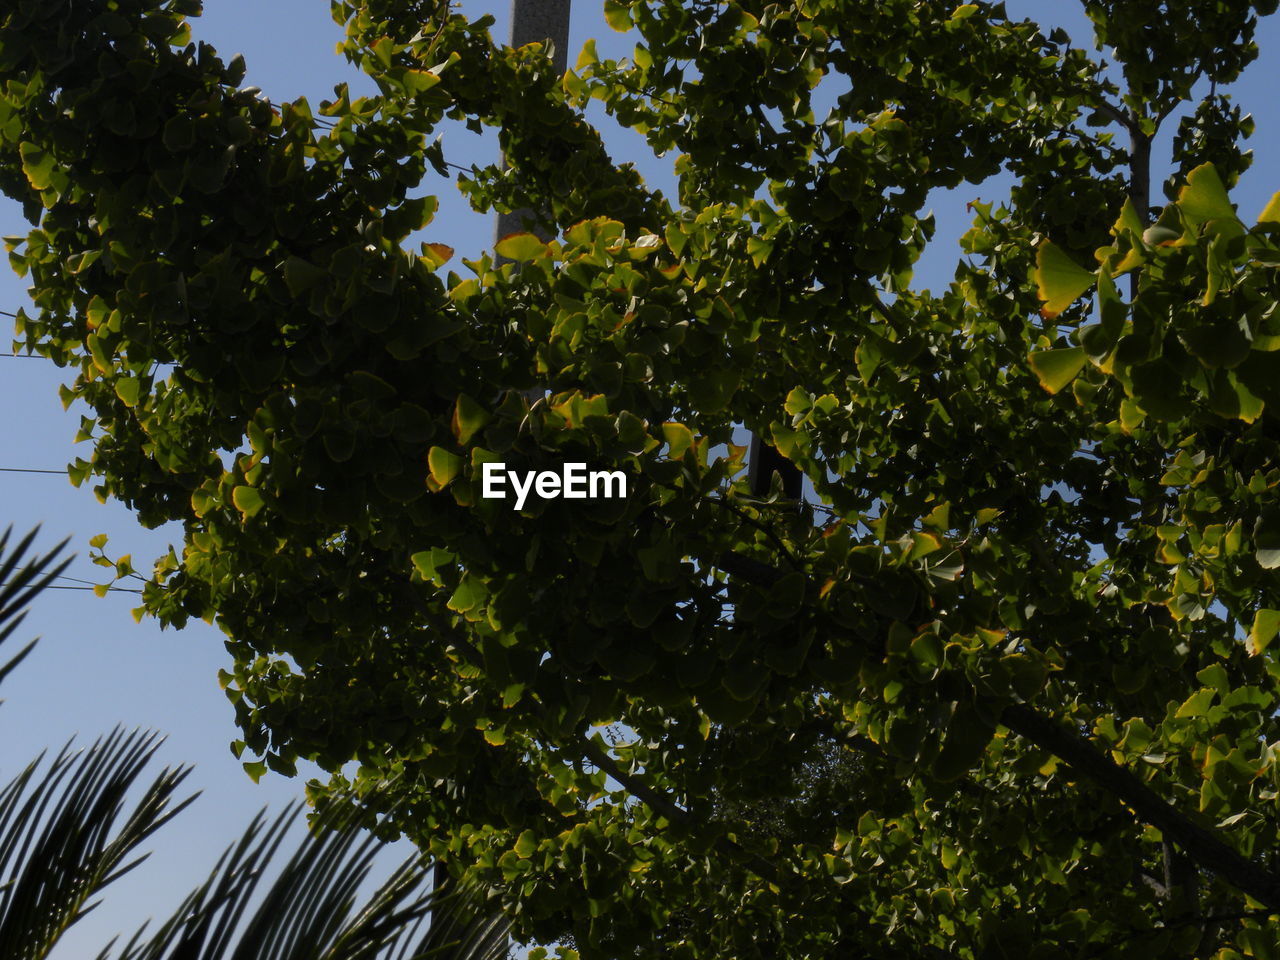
[4,0,1280,956]
[0,526,508,960]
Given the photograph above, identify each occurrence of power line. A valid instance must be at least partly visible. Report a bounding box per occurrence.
[0,581,142,594]
[0,467,66,475]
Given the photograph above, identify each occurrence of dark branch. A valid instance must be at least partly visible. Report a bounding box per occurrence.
[715,550,785,587]
[713,551,1280,911]
[1001,704,1280,912]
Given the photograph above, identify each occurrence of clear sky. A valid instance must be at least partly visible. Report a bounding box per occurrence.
[1,2,1278,955]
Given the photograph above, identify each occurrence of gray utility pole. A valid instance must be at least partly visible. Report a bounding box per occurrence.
[494,0,571,245]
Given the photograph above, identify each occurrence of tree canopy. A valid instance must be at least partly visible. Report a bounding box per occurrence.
[5,0,1280,955]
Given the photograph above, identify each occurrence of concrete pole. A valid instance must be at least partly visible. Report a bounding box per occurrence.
[494,0,572,245]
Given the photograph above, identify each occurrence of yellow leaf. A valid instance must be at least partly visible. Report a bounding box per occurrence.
[420,242,454,268]
[661,422,694,459]
[1257,190,1280,224]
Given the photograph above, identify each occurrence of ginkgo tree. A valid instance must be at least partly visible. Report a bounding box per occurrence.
[4,0,1280,956]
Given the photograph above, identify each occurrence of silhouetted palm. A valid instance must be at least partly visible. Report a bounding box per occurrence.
[0,527,508,960]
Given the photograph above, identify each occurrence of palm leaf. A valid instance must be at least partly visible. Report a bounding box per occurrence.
[0,730,195,959]
[0,527,196,960]
[0,525,72,687]
[0,526,510,960]
[103,801,510,960]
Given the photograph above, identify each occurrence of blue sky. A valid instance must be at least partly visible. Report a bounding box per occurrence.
[2,2,1279,955]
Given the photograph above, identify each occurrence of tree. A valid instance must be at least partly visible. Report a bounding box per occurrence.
[4,0,1280,955]
[0,525,510,960]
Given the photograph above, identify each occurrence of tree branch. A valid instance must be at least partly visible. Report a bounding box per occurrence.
[714,552,1280,912]
[578,738,795,892]
[1091,97,1137,134]
[716,550,785,587]
[1001,704,1280,912]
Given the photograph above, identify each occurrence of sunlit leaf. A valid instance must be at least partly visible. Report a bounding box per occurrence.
[1035,242,1095,318]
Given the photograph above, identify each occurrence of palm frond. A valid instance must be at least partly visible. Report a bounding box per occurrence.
[0,525,71,687]
[0,527,510,960]
[0,729,196,960]
[0,527,197,960]
[105,801,510,960]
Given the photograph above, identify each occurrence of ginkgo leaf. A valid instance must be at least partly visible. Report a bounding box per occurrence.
[495,232,547,261]
[1035,242,1095,318]
[19,141,56,190]
[1257,190,1280,224]
[452,393,491,444]
[662,422,694,459]
[603,0,630,31]
[1247,608,1280,655]
[114,378,141,407]
[427,446,464,488]
[420,242,454,268]
[1178,162,1235,226]
[1029,346,1087,394]
[231,485,264,517]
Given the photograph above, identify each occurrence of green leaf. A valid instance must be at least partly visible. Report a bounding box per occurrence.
[411,547,453,586]
[783,387,812,417]
[514,830,537,858]
[494,232,547,261]
[1028,347,1087,394]
[907,531,942,562]
[114,378,141,407]
[1177,162,1235,226]
[427,447,463,488]
[283,257,328,295]
[232,486,265,518]
[661,422,694,459]
[19,142,56,190]
[910,632,943,670]
[419,242,453,268]
[603,0,631,31]
[446,573,487,614]
[1250,609,1280,655]
[766,572,806,619]
[1175,687,1216,719]
[1035,242,1094,318]
[932,702,994,782]
[1110,196,1146,239]
[402,68,442,93]
[451,394,491,444]
[1257,191,1280,224]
